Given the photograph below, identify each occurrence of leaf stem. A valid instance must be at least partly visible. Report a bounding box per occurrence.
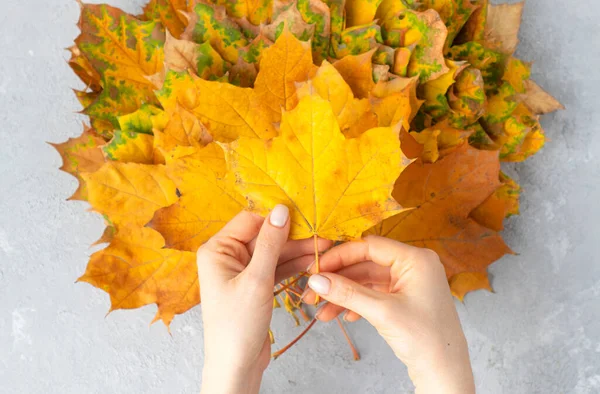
[336,317,360,361]
[271,318,317,360]
[273,274,306,296]
[313,234,320,305]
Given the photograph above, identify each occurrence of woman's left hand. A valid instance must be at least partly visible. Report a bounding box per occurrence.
[198,206,331,394]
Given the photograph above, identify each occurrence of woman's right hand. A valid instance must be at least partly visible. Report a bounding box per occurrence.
[302,236,475,394]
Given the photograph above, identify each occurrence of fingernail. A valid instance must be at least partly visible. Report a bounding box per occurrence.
[342,310,350,322]
[300,287,310,301]
[270,204,289,228]
[315,304,327,320]
[308,274,331,295]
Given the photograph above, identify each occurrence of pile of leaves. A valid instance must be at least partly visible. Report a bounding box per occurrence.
[53,0,563,329]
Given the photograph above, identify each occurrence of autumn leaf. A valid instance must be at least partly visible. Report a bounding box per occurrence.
[449,271,492,301]
[153,105,212,159]
[149,144,246,252]
[79,225,198,326]
[59,0,565,326]
[470,172,521,231]
[296,60,377,137]
[484,2,524,55]
[254,29,314,121]
[223,94,410,241]
[409,120,472,163]
[333,49,376,99]
[83,162,178,227]
[76,3,165,135]
[380,9,450,83]
[67,45,101,92]
[142,0,189,38]
[371,76,421,129]
[183,3,248,64]
[50,126,106,201]
[156,70,276,141]
[163,32,228,80]
[521,80,565,115]
[369,143,512,277]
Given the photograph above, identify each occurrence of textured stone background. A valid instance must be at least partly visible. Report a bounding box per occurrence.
[1,0,599,393]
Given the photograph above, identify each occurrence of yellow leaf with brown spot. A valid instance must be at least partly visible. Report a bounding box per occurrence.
[223,94,410,241]
[149,144,245,252]
[83,162,178,227]
[79,226,199,327]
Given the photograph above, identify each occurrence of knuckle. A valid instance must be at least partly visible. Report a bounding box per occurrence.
[257,232,279,252]
[420,248,440,262]
[335,283,357,305]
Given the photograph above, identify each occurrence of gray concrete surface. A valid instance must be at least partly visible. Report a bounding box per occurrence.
[1,0,599,393]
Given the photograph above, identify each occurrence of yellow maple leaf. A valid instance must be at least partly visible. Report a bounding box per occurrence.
[156,71,277,142]
[296,60,377,137]
[149,144,246,252]
[83,162,178,227]
[254,29,315,122]
[222,94,410,241]
[79,226,199,327]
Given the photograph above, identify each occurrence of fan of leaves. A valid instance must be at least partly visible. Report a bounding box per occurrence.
[54,0,563,328]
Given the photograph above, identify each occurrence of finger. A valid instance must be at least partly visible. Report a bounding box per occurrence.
[343,283,389,323]
[302,262,390,304]
[275,255,313,283]
[315,303,345,322]
[247,237,332,264]
[306,273,385,321]
[215,210,264,244]
[245,205,290,281]
[314,235,428,274]
[343,311,361,323]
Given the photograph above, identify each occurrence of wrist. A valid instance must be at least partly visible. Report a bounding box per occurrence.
[407,338,475,394]
[201,363,264,394]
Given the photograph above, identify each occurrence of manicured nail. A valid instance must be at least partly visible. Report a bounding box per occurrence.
[342,310,350,322]
[315,304,327,320]
[300,287,310,301]
[308,274,331,295]
[270,204,289,228]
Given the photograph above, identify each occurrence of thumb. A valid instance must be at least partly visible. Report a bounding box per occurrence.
[307,273,384,321]
[245,204,290,282]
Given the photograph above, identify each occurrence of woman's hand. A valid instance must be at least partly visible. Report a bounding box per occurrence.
[197,206,330,394]
[302,236,475,394]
